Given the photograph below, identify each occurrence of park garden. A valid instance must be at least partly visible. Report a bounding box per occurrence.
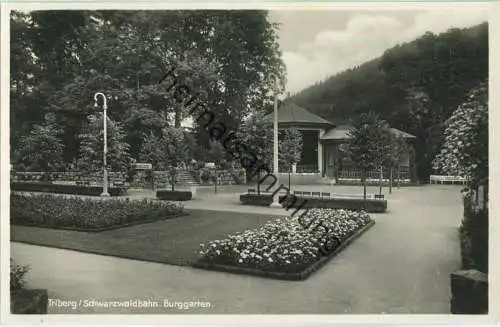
[9,10,488,314]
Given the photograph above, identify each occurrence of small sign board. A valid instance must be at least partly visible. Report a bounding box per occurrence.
[205,162,216,169]
[133,163,153,170]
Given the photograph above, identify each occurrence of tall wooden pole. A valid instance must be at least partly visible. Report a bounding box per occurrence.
[94,92,110,197]
[270,76,282,208]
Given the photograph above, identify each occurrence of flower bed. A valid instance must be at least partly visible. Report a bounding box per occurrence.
[194,209,374,280]
[10,194,185,231]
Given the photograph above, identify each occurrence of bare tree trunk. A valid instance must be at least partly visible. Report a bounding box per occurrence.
[379,166,383,196]
[257,170,261,195]
[389,167,393,194]
[288,169,291,190]
[397,165,401,189]
[171,170,175,191]
[362,170,367,200]
[175,103,183,128]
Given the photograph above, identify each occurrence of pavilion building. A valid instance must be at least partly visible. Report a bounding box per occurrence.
[263,102,417,184]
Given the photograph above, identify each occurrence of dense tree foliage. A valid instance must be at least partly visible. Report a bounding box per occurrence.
[14,113,64,171]
[10,10,285,169]
[77,113,131,171]
[345,112,393,199]
[279,128,303,188]
[433,82,488,192]
[292,23,488,182]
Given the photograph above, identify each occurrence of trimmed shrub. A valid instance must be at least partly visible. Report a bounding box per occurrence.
[156,190,193,201]
[460,195,488,273]
[11,182,127,196]
[10,259,30,291]
[10,194,184,230]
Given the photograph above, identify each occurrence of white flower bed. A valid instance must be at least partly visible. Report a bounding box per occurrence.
[198,209,372,273]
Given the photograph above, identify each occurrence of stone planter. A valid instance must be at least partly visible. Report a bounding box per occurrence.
[11,289,48,314]
[450,269,488,314]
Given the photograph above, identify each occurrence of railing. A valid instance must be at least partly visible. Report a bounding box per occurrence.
[338,166,410,181]
[429,175,469,184]
[296,164,320,174]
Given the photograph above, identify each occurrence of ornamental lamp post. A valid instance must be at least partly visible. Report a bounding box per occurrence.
[270,75,282,208]
[94,92,110,197]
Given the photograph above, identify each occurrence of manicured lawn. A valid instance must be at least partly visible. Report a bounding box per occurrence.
[10,209,276,266]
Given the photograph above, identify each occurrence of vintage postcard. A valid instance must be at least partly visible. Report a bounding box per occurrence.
[1,0,498,325]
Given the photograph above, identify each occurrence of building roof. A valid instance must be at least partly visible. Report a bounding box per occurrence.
[264,102,335,128]
[390,128,417,139]
[321,125,416,141]
[320,125,351,140]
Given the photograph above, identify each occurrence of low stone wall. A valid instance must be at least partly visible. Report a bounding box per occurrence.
[152,171,171,189]
[11,171,128,188]
[251,173,323,186]
[450,270,488,314]
[199,169,246,186]
[11,289,48,314]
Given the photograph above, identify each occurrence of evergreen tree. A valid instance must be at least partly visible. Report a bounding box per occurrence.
[14,113,64,172]
[77,113,131,171]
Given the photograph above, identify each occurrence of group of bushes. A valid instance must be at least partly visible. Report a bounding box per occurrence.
[10,259,30,291]
[10,194,184,230]
[460,193,488,273]
[197,208,373,275]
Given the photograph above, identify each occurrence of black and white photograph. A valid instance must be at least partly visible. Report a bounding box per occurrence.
[2,1,495,321]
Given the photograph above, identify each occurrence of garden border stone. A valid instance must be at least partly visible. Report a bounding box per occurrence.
[11,212,189,232]
[192,219,375,281]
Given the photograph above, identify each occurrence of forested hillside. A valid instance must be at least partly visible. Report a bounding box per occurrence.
[292,23,488,181]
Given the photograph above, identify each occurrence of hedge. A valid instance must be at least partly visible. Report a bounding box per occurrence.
[11,182,127,196]
[460,196,488,273]
[10,194,185,231]
[156,190,193,201]
[240,193,387,213]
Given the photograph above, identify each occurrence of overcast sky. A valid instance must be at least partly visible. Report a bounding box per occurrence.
[268,8,488,94]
